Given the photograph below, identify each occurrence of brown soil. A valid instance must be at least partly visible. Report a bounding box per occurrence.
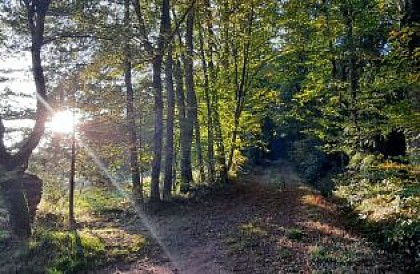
[101,160,403,274]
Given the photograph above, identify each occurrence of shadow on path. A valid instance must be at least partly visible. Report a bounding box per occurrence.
[106,160,403,274]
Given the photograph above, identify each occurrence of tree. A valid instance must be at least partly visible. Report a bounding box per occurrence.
[182,4,201,190]
[123,0,143,203]
[132,0,171,201]
[0,0,51,170]
[163,23,175,201]
[0,0,51,238]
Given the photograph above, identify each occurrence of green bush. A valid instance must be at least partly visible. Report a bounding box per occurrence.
[386,218,420,264]
[334,165,420,269]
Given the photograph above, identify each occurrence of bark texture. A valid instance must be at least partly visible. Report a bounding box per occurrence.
[0,1,50,239]
[150,0,171,201]
[0,173,42,239]
[124,0,143,202]
[163,46,175,201]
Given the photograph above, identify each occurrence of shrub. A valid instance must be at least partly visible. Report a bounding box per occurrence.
[334,165,420,269]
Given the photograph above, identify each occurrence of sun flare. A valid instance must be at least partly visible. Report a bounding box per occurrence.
[49,110,79,134]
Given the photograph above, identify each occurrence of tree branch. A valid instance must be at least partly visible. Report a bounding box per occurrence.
[43,32,113,44]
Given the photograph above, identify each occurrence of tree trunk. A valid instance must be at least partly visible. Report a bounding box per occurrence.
[213,96,228,184]
[402,0,420,166]
[0,173,42,239]
[343,4,361,150]
[204,0,228,183]
[150,0,171,201]
[182,6,198,191]
[163,45,175,201]
[174,58,193,192]
[124,0,143,203]
[227,6,254,172]
[194,114,205,183]
[0,1,51,170]
[69,112,76,228]
[0,1,50,238]
[198,25,215,183]
[150,55,164,201]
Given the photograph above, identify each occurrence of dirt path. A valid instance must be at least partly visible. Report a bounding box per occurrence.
[104,160,402,274]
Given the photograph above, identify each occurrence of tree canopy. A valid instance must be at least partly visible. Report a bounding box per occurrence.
[0,0,418,272]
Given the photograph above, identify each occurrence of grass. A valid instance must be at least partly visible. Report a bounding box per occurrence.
[308,245,329,262]
[28,228,106,273]
[286,227,305,240]
[20,227,147,273]
[239,222,268,238]
[308,243,360,265]
[0,185,149,274]
[225,222,269,254]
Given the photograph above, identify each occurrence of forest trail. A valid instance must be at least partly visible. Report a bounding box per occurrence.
[103,160,401,274]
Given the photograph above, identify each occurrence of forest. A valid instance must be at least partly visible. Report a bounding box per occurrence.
[0,0,419,273]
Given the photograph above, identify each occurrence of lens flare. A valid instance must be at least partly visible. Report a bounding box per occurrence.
[49,110,78,134]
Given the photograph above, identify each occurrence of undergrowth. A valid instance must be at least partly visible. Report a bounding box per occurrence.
[334,162,420,270]
[0,186,148,274]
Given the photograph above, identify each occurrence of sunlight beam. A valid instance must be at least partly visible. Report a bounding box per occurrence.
[77,138,184,273]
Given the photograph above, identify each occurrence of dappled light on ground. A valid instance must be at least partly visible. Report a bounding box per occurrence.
[0,161,406,273]
[105,161,403,273]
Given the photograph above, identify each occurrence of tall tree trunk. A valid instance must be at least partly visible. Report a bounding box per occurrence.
[172,8,194,191]
[198,24,215,183]
[138,108,144,189]
[163,45,175,201]
[0,119,7,161]
[0,0,51,239]
[0,0,51,170]
[204,0,228,183]
[150,0,171,201]
[124,0,142,202]
[227,6,254,172]
[343,4,360,149]
[212,97,228,183]
[172,137,178,189]
[194,112,205,183]
[402,0,420,166]
[182,5,199,191]
[174,58,193,192]
[68,111,76,228]
[150,55,164,201]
